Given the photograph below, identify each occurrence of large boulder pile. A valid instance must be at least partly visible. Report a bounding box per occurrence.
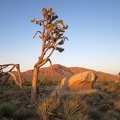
[51,71,98,96]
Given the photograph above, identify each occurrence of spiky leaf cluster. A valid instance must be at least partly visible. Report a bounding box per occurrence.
[56,47,64,52]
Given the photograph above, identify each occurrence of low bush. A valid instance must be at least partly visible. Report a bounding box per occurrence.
[107,110,120,120]
[87,108,101,120]
[97,103,111,112]
[114,101,120,112]
[24,81,31,86]
[13,107,27,120]
[0,103,16,118]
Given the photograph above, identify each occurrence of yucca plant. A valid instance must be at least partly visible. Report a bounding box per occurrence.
[62,99,82,120]
[36,97,59,120]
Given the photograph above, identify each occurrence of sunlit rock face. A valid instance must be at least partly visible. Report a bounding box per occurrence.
[51,71,98,96]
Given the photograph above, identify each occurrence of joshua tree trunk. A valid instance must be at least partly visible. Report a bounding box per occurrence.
[31,57,52,103]
[31,66,39,103]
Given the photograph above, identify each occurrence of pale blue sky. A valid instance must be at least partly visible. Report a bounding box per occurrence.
[0,0,120,74]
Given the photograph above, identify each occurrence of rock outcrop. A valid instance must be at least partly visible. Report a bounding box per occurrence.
[51,71,98,96]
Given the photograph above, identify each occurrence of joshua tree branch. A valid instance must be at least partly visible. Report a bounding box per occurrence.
[0,64,30,103]
[8,71,19,86]
[33,31,42,38]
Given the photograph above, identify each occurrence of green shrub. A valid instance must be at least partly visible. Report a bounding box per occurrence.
[107,100,115,107]
[85,97,95,106]
[107,110,120,119]
[114,101,120,112]
[76,113,88,120]
[97,103,111,112]
[87,108,101,120]
[83,93,102,106]
[0,103,16,118]
[13,107,32,120]
[40,78,53,85]
[24,81,31,86]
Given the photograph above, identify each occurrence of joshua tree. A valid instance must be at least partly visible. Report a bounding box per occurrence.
[30,8,68,103]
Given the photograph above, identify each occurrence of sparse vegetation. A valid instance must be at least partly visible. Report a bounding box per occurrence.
[0,78,120,119]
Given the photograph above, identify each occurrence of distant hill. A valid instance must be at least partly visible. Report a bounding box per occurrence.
[21,64,91,81]
[20,64,120,82]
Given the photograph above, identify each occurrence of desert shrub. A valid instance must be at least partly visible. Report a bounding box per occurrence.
[101,85,109,93]
[10,99,21,106]
[24,81,31,86]
[107,99,115,107]
[115,82,120,90]
[101,81,112,92]
[0,103,16,118]
[82,92,102,106]
[87,108,101,120]
[93,82,102,90]
[13,107,28,120]
[76,113,88,120]
[106,110,120,120]
[114,101,120,112]
[98,92,104,100]
[101,81,120,94]
[99,93,112,103]
[80,93,88,99]
[107,87,116,94]
[97,103,111,112]
[85,97,95,106]
[0,92,10,102]
[101,80,109,86]
[40,78,53,85]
